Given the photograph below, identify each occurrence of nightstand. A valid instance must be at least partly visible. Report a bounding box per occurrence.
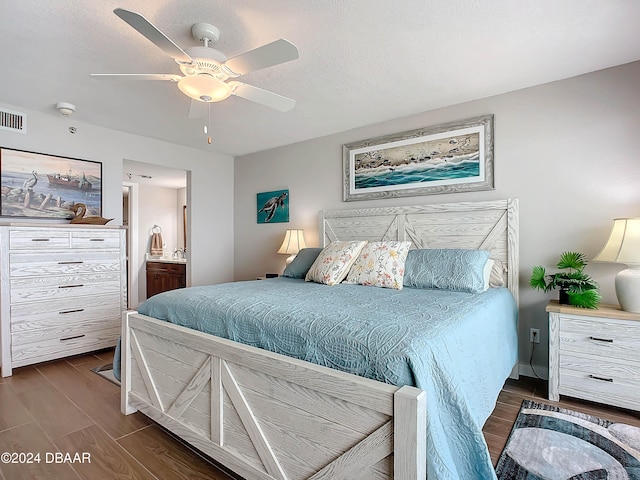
[547,300,640,411]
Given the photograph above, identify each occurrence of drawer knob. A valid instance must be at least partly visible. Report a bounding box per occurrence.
[60,334,86,342]
[58,284,84,289]
[58,261,84,265]
[59,309,85,315]
[31,238,50,242]
[89,238,105,242]
[589,336,613,343]
[589,374,614,383]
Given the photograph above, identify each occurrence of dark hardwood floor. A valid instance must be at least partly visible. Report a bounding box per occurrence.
[1,350,638,479]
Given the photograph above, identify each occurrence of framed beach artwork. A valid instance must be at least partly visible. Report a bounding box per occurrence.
[0,147,102,219]
[342,115,494,201]
[257,189,289,223]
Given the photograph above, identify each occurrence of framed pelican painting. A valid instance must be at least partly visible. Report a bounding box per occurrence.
[257,189,289,224]
[0,147,102,219]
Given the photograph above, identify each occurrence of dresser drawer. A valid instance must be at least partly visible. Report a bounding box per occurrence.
[10,302,121,333]
[11,326,120,368]
[559,315,640,362]
[10,273,122,304]
[71,230,121,249]
[12,316,120,347]
[9,229,71,249]
[10,293,122,326]
[9,251,121,277]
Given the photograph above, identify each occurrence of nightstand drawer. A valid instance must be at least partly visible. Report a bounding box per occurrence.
[559,354,640,386]
[559,315,640,362]
[559,366,640,411]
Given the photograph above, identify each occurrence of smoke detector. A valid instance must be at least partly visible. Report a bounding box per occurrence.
[56,102,76,116]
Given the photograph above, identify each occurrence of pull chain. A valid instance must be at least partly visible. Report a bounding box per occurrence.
[207,103,212,144]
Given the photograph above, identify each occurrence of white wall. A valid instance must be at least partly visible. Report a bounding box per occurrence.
[0,104,235,287]
[234,61,640,376]
[177,187,187,252]
[137,184,179,302]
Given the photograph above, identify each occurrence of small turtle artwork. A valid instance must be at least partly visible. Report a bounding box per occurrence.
[257,190,289,223]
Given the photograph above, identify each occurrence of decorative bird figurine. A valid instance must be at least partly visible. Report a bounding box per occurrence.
[69,203,113,225]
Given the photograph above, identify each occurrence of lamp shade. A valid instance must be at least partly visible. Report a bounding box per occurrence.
[178,75,232,102]
[593,218,640,312]
[278,229,306,255]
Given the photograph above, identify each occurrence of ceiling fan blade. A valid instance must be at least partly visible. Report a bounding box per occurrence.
[229,82,296,112]
[90,73,182,82]
[113,8,193,64]
[223,39,298,77]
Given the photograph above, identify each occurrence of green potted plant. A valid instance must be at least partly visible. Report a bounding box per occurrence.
[530,251,601,309]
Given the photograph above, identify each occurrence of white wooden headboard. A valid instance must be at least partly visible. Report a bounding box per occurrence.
[320,199,519,305]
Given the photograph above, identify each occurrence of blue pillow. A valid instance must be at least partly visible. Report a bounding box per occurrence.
[403,249,491,293]
[282,248,323,279]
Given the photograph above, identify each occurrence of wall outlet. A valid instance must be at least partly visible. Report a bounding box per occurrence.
[530,328,541,343]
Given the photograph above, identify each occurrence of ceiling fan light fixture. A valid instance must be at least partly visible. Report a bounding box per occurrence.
[177,75,232,102]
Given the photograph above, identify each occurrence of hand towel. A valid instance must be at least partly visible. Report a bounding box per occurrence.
[150,232,163,256]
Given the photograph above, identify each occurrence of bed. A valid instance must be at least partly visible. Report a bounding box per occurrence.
[120,199,519,480]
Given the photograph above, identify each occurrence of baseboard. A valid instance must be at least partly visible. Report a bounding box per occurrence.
[518,362,548,380]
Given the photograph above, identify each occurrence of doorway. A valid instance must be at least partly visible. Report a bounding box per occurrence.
[122,160,189,309]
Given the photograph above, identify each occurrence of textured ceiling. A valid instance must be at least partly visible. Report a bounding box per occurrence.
[1,0,639,157]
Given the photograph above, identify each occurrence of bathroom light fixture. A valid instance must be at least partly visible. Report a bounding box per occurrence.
[56,102,76,116]
[593,217,640,312]
[277,229,306,265]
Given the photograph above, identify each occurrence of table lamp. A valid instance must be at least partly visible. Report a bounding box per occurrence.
[277,229,306,265]
[593,218,640,312]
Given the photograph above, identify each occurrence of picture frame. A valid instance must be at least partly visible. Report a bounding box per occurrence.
[256,189,289,223]
[0,147,102,219]
[343,114,494,201]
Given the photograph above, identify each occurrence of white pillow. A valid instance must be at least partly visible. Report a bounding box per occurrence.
[305,241,368,286]
[345,241,411,290]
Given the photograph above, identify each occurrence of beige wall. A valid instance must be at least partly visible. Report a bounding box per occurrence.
[233,61,640,376]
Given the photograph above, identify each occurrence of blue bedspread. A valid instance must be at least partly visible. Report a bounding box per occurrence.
[126,277,517,479]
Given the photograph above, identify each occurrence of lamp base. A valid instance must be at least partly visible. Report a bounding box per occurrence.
[615,266,640,313]
[285,254,296,266]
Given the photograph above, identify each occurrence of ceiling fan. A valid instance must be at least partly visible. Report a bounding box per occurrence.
[91,8,299,113]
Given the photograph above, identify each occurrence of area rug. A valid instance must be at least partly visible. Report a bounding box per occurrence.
[496,400,640,479]
[90,363,120,387]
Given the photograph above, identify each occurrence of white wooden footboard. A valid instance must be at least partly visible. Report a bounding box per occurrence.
[122,311,426,480]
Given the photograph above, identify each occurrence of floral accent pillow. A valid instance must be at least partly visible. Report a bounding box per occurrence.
[345,241,412,290]
[305,241,368,286]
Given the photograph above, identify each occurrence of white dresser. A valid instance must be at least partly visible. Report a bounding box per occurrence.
[0,224,126,377]
[547,300,640,411]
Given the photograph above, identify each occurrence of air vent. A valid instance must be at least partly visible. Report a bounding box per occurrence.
[0,108,27,134]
